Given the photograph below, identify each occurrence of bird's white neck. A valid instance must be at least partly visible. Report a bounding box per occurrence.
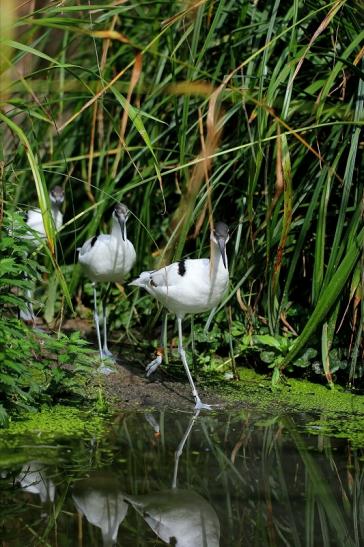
[111,216,126,240]
[210,239,228,279]
[50,201,60,214]
[50,202,62,227]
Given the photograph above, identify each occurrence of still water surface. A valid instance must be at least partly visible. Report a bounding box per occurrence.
[1,409,363,546]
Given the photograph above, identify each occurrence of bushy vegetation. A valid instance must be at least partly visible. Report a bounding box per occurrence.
[0,212,97,423]
[1,0,363,396]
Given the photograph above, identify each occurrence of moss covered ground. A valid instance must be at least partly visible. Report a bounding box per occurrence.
[217,367,364,448]
[1,366,363,465]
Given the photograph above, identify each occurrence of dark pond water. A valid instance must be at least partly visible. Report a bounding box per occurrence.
[0,409,363,546]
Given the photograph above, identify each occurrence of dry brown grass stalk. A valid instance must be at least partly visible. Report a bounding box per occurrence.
[162,85,224,265]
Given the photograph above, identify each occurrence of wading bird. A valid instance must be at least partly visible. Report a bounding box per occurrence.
[78,203,136,366]
[26,185,64,242]
[21,186,65,321]
[130,222,229,410]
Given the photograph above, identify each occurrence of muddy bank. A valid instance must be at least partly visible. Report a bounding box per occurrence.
[102,360,228,411]
[99,357,364,449]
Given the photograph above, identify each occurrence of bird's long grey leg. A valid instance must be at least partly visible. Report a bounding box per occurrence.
[177,317,211,410]
[172,410,200,489]
[20,286,35,323]
[19,268,35,323]
[101,284,113,358]
[93,283,103,360]
[93,283,114,374]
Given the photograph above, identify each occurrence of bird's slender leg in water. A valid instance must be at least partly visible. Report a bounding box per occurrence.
[101,283,113,358]
[172,409,200,489]
[177,317,212,411]
[190,315,195,371]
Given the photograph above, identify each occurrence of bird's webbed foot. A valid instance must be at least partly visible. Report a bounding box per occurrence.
[20,307,36,323]
[194,397,215,411]
[97,363,116,375]
[101,347,113,359]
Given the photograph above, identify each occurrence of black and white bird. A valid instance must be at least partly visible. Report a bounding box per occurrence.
[130,222,229,410]
[20,186,65,322]
[25,185,64,242]
[78,203,136,365]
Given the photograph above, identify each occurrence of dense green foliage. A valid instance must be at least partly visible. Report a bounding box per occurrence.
[0,1,363,392]
[0,212,98,423]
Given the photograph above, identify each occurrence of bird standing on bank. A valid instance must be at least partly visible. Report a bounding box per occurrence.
[25,185,64,242]
[21,186,65,322]
[130,222,229,410]
[78,203,136,364]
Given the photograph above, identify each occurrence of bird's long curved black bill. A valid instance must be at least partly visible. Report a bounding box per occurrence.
[217,238,227,268]
[117,216,126,241]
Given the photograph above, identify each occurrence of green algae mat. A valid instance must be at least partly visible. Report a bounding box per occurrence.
[218,368,364,449]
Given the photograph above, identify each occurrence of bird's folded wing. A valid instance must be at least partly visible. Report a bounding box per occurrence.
[149,263,180,287]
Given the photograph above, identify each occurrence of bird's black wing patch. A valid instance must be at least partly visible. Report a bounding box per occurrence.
[178,259,186,276]
[90,235,98,247]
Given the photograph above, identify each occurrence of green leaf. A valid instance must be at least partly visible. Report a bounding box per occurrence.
[110,88,162,187]
[282,226,364,368]
[260,351,276,364]
[252,334,283,350]
[0,112,73,312]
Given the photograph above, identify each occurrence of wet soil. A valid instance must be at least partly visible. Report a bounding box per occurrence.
[62,317,229,411]
[102,359,227,411]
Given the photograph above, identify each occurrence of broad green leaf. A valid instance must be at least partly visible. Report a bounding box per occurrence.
[282,226,364,368]
[253,334,283,350]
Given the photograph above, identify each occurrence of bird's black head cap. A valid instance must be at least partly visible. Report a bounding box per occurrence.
[214,222,229,240]
[114,203,129,218]
[50,185,64,205]
[113,203,129,241]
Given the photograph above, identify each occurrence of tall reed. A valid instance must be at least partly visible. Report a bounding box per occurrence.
[1,0,362,385]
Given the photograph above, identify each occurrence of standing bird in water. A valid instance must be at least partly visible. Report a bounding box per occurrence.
[78,203,136,364]
[130,222,229,409]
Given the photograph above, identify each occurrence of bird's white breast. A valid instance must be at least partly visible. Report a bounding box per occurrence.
[26,207,63,242]
[26,209,46,239]
[79,235,136,283]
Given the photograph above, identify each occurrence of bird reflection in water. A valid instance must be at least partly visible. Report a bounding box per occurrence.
[70,412,220,546]
[72,473,128,547]
[16,461,55,504]
[126,410,220,547]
